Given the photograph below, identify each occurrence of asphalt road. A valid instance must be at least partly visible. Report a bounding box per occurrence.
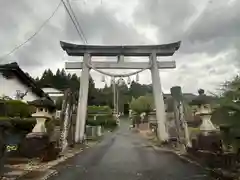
[48,120,211,180]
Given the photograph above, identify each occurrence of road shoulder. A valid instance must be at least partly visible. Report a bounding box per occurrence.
[138,129,239,180]
[2,141,98,180]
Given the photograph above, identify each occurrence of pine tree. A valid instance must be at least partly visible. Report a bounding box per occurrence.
[36,68,153,108]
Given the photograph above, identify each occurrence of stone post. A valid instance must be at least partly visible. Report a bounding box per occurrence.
[97,126,102,137]
[148,110,157,135]
[171,86,191,148]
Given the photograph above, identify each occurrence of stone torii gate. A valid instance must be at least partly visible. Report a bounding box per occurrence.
[60,41,181,143]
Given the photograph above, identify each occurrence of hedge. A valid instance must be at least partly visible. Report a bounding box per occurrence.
[88,114,113,120]
[0,117,56,133]
[86,119,117,128]
[86,113,117,128]
[86,106,117,128]
[0,100,34,118]
[87,106,112,115]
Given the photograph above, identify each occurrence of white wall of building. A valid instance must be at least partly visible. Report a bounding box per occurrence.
[0,73,39,102]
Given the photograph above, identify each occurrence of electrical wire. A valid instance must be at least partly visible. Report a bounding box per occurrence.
[61,0,87,44]
[63,0,150,77]
[66,0,88,44]
[0,1,62,63]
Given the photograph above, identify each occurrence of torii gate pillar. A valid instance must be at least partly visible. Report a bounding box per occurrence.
[150,52,168,141]
[75,53,90,143]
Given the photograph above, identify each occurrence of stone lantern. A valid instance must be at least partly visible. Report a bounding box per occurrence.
[190,89,216,135]
[20,97,56,159]
[28,97,56,134]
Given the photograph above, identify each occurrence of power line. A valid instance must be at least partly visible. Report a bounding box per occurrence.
[61,0,87,44]
[66,0,88,44]
[0,1,62,62]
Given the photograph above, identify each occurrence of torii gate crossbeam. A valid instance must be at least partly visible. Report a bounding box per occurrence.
[60,41,181,143]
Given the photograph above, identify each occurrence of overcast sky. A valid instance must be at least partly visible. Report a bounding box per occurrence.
[0,0,239,94]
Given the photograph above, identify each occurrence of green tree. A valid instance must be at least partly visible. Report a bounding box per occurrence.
[36,69,155,108]
[211,75,240,150]
[130,95,154,114]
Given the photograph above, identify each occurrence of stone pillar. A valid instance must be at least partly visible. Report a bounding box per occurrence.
[112,79,117,116]
[150,52,168,142]
[148,111,157,134]
[171,86,191,147]
[75,53,90,143]
[96,126,102,137]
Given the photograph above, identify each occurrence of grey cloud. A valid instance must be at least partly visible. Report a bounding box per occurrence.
[133,0,195,43]
[1,0,240,93]
[64,4,148,45]
[187,1,240,43]
[182,0,240,57]
[133,0,240,63]
[0,0,64,66]
[132,0,240,93]
[1,0,149,69]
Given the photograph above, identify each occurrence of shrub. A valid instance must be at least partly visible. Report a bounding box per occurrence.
[11,118,36,132]
[0,100,33,118]
[0,117,36,133]
[86,106,116,129]
[0,117,56,134]
[104,119,117,129]
[86,119,101,126]
[86,114,116,129]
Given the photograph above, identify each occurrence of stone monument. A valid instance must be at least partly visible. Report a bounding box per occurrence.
[190,89,220,152]
[21,97,57,160]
